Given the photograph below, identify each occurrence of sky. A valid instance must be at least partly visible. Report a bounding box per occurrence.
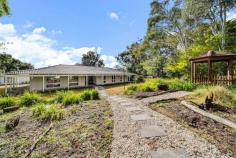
[0,0,152,68]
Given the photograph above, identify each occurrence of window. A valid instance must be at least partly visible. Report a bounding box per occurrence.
[46,76,60,88]
[103,76,106,83]
[112,75,116,82]
[120,76,122,82]
[69,76,79,87]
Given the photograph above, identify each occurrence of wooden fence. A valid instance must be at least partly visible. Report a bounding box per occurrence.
[194,75,233,85]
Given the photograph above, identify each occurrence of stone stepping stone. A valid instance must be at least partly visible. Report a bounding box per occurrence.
[150,148,190,158]
[130,114,152,121]
[139,126,166,138]
[125,107,143,112]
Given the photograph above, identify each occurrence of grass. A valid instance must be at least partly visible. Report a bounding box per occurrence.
[0,97,18,109]
[104,83,129,95]
[188,86,236,110]
[32,104,64,121]
[21,91,41,106]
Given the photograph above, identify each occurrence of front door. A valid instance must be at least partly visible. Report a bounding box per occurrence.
[88,76,95,85]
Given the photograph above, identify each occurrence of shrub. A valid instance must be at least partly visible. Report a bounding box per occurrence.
[139,84,154,92]
[21,91,40,106]
[127,85,138,91]
[90,89,99,100]
[0,97,17,109]
[160,78,196,91]
[56,91,80,106]
[80,90,91,101]
[32,104,64,121]
[135,75,144,83]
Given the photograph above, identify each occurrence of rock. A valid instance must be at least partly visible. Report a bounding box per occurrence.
[5,115,20,131]
[3,106,19,113]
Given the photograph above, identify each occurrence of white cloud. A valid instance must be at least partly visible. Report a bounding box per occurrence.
[23,21,35,28]
[109,12,119,20]
[50,30,63,35]
[101,54,119,68]
[33,27,46,34]
[0,23,16,36]
[0,23,117,68]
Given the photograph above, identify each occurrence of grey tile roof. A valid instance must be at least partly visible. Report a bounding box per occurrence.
[6,64,134,76]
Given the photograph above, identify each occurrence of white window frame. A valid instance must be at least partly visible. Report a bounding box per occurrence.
[69,76,79,87]
[46,76,60,88]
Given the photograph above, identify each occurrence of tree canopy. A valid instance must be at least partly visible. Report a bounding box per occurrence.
[116,0,236,78]
[80,51,105,67]
[0,0,10,17]
[0,53,34,73]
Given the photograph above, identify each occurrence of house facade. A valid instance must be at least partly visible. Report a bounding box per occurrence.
[4,65,134,92]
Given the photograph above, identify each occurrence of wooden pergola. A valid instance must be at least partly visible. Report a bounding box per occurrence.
[190,50,236,85]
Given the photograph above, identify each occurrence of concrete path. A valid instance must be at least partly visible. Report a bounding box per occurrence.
[141,91,190,105]
[96,87,232,158]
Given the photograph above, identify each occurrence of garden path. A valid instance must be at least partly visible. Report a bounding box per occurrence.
[96,87,232,158]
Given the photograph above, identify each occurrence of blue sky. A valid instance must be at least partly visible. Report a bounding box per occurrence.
[0,0,152,68]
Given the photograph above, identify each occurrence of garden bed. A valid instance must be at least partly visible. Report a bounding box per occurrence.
[0,99,113,158]
[149,100,236,156]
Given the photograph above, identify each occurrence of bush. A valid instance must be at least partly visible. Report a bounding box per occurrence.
[32,104,64,121]
[90,89,99,100]
[80,90,91,101]
[21,91,40,106]
[160,78,196,91]
[0,97,17,109]
[139,84,154,92]
[135,75,144,83]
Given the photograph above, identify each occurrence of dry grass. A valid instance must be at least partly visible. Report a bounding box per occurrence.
[104,84,129,96]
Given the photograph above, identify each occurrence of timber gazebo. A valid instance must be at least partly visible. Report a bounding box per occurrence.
[190,50,236,85]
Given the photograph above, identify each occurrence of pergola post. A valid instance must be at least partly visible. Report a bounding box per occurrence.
[227,59,233,85]
[207,59,212,84]
[191,61,196,83]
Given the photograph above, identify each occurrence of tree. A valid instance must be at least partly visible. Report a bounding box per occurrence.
[81,51,104,67]
[0,0,10,17]
[0,53,34,72]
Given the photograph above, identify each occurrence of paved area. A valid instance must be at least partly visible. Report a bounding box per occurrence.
[141,91,190,104]
[96,88,232,158]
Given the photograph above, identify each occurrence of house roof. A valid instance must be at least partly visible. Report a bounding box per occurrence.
[190,50,236,63]
[6,64,134,76]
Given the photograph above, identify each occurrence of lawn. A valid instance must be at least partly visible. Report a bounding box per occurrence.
[104,83,129,96]
[0,89,113,158]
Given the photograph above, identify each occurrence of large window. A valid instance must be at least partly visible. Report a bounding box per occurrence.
[69,76,79,87]
[46,76,60,88]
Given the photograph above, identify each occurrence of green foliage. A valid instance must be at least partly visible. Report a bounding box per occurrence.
[0,97,17,109]
[124,78,197,95]
[0,0,11,17]
[80,51,104,67]
[21,91,40,106]
[0,53,33,73]
[80,90,91,101]
[134,75,144,83]
[32,104,64,121]
[56,89,100,106]
[90,89,99,100]
[56,91,81,106]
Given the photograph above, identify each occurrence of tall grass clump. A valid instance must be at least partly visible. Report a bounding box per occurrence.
[80,90,91,101]
[0,97,17,109]
[21,91,40,106]
[90,89,99,100]
[32,104,64,121]
[56,91,81,106]
[189,86,236,109]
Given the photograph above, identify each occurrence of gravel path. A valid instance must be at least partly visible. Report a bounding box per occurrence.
[141,91,190,104]
[96,88,232,158]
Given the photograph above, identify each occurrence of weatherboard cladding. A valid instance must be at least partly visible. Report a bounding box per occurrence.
[7,64,133,76]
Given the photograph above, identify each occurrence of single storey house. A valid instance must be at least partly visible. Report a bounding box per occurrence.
[3,64,135,92]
